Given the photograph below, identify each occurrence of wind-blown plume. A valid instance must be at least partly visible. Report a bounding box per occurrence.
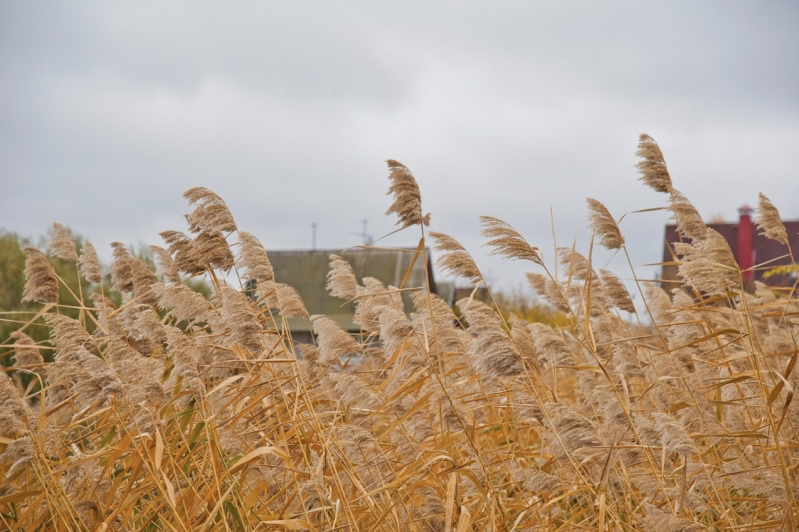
[326,254,360,300]
[149,245,181,283]
[669,189,707,241]
[110,242,135,293]
[183,187,237,234]
[236,232,274,285]
[11,331,44,373]
[49,222,78,262]
[22,247,59,304]
[353,278,404,333]
[635,134,672,193]
[457,299,524,377]
[78,240,102,284]
[599,269,635,313]
[160,230,206,275]
[586,199,624,249]
[755,193,788,245]
[651,413,698,456]
[384,159,430,229]
[130,258,159,306]
[528,322,574,367]
[429,231,482,282]
[266,283,309,320]
[311,315,361,365]
[480,215,542,264]
[0,372,29,437]
[526,272,570,313]
[195,229,234,270]
[156,282,221,330]
[220,286,263,353]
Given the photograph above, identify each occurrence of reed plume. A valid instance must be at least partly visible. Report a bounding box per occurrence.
[669,189,707,241]
[636,133,673,193]
[326,254,360,300]
[586,198,625,249]
[183,186,238,234]
[10,331,44,373]
[236,231,274,284]
[311,315,361,365]
[599,269,635,313]
[480,215,542,264]
[109,242,135,293]
[159,230,206,275]
[429,231,482,282]
[49,222,78,262]
[149,244,181,283]
[78,239,103,284]
[756,192,789,245]
[457,298,524,377]
[220,285,263,353]
[22,246,59,303]
[266,283,309,320]
[384,159,430,228]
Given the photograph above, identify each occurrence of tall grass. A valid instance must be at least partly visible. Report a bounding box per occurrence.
[1,138,797,531]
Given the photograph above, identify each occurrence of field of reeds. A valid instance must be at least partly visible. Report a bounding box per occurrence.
[1,134,798,531]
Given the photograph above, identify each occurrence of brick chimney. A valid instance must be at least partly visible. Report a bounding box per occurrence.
[737,204,755,288]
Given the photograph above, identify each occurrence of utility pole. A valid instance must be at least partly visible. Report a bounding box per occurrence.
[356,219,373,246]
[311,223,317,250]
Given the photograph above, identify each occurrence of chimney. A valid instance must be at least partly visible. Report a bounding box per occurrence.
[737,204,755,288]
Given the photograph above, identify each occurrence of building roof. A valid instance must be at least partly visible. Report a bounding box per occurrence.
[661,220,799,290]
[267,248,436,332]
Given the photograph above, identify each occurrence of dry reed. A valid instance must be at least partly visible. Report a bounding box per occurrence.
[2,137,797,531]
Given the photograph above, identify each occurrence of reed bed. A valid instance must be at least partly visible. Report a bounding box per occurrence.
[1,136,798,531]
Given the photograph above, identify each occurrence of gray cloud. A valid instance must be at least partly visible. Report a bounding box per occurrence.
[1,1,797,295]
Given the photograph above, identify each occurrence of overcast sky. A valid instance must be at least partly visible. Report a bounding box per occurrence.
[1,2,798,297]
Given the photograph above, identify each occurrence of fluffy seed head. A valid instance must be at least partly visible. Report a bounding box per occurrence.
[429,231,482,282]
[78,240,103,284]
[183,187,237,234]
[599,269,635,313]
[480,215,542,264]
[586,199,624,249]
[266,283,309,320]
[311,315,361,365]
[160,230,206,276]
[669,189,707,241]
[635,133,673,193]
[10,331,44,373]
[384,160,430,229]
[110,242,135,293]
[755,193,788,245]
[326,254,360,300]
[49,222,78,262]
[236,232,274,285]
[22,247,59,304]
[149,245,181,283]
